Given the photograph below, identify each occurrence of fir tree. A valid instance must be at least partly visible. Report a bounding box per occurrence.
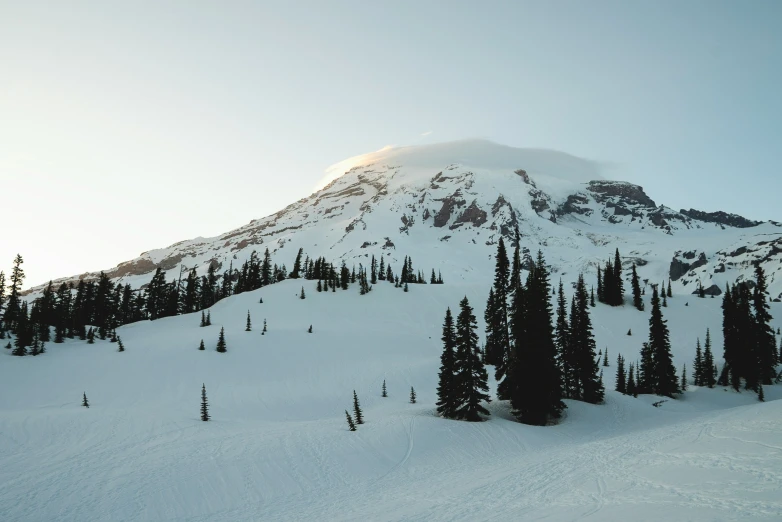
[752,264,777,384]
[703,329,716,388]
[646,285,679,397]
[603,349,609,367]
[82,392,89,408]
[627,329,632,336]
[262,319,267,334]
[662,285,668,307]
[409,386,417,404]
[596,265,604,303]
[198,339,205,351]
[345,410,356,431]
[681,364,688,391]
[590,287,596,307]
[436,308,458,418]
[87,327,95,344]
[613,248,624,305]
[3,254,24,331]
[216,327,227,353]
[200,311,206,327]
[308,325,312,333]
[554,280,573,398]
[117,337,125,352]
[485,238,510,367]
[289,248,304,279]
[245,310,252,332]
[352,390,364,424]
[631,263,643,311]
[200,384,209,421]
[758,384,765,402]
[404,282,409,292]
[694,338,703,386]
[615,354,626,394]
[626,364,637,397]
[667,280,673,298]
[382,380,387,397]
[300,287,306,299]
[453,297,490,421]
[206,311,212,326]
[571,274,604,404]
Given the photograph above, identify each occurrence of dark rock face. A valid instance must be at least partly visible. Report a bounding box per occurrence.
[670,251,707,281]
[692,284,722,296]
[680,208,761,229]
[433,192,466,228]
[451,200,488,229]
[587,181,656,208]
[515,169,536,187]
[557,194,592,216]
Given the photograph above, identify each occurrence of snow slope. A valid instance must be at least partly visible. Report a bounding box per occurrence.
[2,279,781,521]
[24,139,782,302]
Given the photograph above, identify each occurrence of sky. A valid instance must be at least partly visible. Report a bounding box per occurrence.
[1,0,781,288]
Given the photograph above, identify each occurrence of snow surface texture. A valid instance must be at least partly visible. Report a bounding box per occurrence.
[24,139,782,302]
[2,280,781,521]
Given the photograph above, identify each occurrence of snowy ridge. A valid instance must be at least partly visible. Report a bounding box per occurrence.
[24,140,781,300]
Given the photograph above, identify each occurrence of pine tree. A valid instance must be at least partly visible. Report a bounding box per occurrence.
[382,380,387,397]
[694,338,703,386]
[681,364,688,391]
[453,297,490,421]
[646,285,679,397]
[613,249,624,305]
[758,384,765,402]
[555,280,573,398]
[703,329,715,388]
[3,254,25,331]
[308,325,312,333]
[200,384,209,421]
[345,410,356,431]
[262,319,267,334]
[409,387,417,404]
[753,264,777,384]
[627,329,632,336]
[667,280,672,298]
[87,327,95,344]
[662,284,668,307]
[626,364,637,397]
[216,327,227,353]
[117,337,125,352]
[289,248,304,279]
[571,274,604,404]
[631,263,643,311]
[485,238,510,367]
[82,392,90,408]
[436,308,458,418]
[403,282,409,292]
[200,311,206,327]
[206,311,212,326]
[615,354,626,394]
[603,349,609,367]
[198,339,205,351]
[352,390,364,424]
[300,287,306,299]
[245,310,252,331]
[596,265,604,303]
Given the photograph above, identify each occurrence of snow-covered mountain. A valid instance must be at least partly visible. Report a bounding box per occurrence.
[27,139,782,299]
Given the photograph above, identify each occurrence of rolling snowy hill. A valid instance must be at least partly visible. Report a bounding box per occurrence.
[4,139,782,521]
[2,279,782,520]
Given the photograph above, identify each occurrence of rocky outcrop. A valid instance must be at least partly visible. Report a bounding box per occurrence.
[450,200,488,229]
[680,208,761,229]
[433,192,466,228]
[691,284,722,296]
[670,251,708,281]
[557,194,591,217]
[587,181,656,208]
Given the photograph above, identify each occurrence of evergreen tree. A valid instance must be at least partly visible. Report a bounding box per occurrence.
[506,252,565,424]
[662,284,668,307]
[82,392,89,408]
[378,256,385,281]
[615,354,626,394]
[704,337,715,390]
[409,386,417,404]
[198,339,205,351]
[626,363,637,397]
[570,274,604,404]
[200,311,206,327]
[289,248,304,279]
[345,410,356,431]
[453,297,491,421]
[646,285,679,397]
[436,308,458,418]
[596,265,604,303]
[404,282,409,292]
[694,338,703,386]
[758,384,765,402]
[245,310,252,331]
[681,364,688,391]
[352,390,364,424]
[308,325,312,333]
[631,263,643,311]
[300,287,306,300]
[216,327,227,353]
[485,238,510,367]
[590,287,596,307]
[752,264,777,384]
[200,384,209,421]
[117,337,125,352]
[3,254,25,331]
[206,310,212,326]
[555,280,573,398]
[603,349,609,367]
[613,248,624,305]
[667,280,672,298]
[382,380,387,398]
[262,319,267,334]
[87,327,95,344]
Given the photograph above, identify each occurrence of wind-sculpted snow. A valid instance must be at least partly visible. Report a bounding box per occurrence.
[1,280,781,520]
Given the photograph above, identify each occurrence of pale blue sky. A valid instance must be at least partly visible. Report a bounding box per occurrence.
[2,1,781,286]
